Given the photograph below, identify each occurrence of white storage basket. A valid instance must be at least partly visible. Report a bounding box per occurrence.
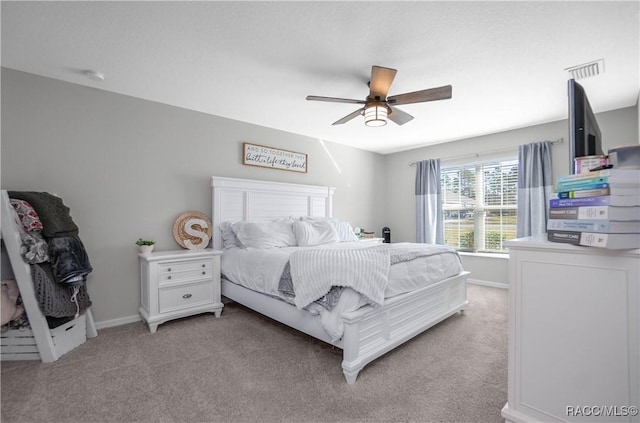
[1,313,87,361]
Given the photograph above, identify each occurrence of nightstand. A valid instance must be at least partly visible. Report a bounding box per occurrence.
[139,249,223,333]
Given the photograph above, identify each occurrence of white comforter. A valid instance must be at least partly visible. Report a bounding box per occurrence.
[221,242,463,340]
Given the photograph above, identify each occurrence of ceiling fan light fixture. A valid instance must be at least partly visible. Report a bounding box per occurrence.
[364,105,387,127]
[306,65,451,126]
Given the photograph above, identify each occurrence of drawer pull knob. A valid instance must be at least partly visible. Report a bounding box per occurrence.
[167,276,172,280]
[167,268,172,272]
[202,264,205,268]
[202,271,206,275]
[182,293,192,299]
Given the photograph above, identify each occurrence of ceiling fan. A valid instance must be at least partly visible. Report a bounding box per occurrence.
[306,65,452,127]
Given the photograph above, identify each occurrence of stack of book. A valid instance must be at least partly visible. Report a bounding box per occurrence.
[547,168,640,249]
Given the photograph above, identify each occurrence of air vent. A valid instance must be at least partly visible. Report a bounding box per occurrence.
[565,59,605,80]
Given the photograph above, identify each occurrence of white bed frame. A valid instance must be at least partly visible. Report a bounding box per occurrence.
[211,176,469,383]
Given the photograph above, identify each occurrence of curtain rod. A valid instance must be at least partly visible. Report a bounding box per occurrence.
[408,137,564,166]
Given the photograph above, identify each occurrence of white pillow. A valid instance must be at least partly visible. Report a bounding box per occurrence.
[331,219,359,242]
[219,221,243,249]
[293,220,340,246]
[232,220,297,249]
[301,217,358,242]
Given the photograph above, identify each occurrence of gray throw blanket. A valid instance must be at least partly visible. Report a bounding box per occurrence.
[31,263,92,318]
[387,243,460,265]
[278,262,344,311]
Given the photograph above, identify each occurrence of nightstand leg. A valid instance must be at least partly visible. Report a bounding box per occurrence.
[148,323,159,333]
[214,309,222,318]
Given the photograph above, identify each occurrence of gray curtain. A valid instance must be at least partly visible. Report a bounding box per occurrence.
[415,159,444,244]
[516,141,554,238]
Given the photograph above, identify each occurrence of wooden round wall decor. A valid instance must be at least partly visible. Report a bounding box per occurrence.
[172,211,212,250]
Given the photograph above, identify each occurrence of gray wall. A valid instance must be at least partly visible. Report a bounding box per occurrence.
[383,104,639,285]
[2,68,637,323]
[1,68,386,325]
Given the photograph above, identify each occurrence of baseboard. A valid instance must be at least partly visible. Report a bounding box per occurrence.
[468,278,508,289]
[95,314,142,330]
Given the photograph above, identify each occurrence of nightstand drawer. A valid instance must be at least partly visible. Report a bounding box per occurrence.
[159,267,212,284]
[159,281,213,313]
[158,259,211,274]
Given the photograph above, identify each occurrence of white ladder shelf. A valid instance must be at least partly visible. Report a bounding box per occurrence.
[1,189,97,362]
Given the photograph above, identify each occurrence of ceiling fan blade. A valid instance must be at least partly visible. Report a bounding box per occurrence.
[387,85,452,106]
[332,108,363,125]
[306,95,365,105]
[369,66,397,100]
[388,106,414,125]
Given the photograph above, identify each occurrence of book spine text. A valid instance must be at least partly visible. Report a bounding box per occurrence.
[548,206,609,220]
[550,196,611,207]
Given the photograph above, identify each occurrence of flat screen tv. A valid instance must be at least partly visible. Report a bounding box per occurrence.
[568,78,603,174]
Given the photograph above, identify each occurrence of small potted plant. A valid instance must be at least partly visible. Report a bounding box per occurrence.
[136,238,155,254]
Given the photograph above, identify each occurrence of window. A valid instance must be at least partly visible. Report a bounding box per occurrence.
[441,159,518,252]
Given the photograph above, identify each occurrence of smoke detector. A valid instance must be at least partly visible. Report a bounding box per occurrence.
[565,59,604,80]
[84,70,105,82]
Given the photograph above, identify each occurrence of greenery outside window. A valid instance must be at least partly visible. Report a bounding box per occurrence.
[441,159,518,252]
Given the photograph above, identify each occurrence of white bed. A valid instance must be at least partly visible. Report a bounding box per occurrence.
[211,176,469,384]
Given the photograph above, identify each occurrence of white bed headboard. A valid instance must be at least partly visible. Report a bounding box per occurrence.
[211,176,335,250]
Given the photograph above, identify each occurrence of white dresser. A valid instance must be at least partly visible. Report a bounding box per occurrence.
[502,235,639,422]
[139,249,223,333]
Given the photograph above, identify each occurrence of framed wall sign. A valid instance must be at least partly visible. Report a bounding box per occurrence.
[242,142,307,173]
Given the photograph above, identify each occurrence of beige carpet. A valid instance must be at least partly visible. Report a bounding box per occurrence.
[1,284,508,423]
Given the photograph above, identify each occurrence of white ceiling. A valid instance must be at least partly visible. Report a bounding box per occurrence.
[2,1,638,154]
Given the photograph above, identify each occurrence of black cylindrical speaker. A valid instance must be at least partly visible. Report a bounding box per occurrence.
[382,227,391,243]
